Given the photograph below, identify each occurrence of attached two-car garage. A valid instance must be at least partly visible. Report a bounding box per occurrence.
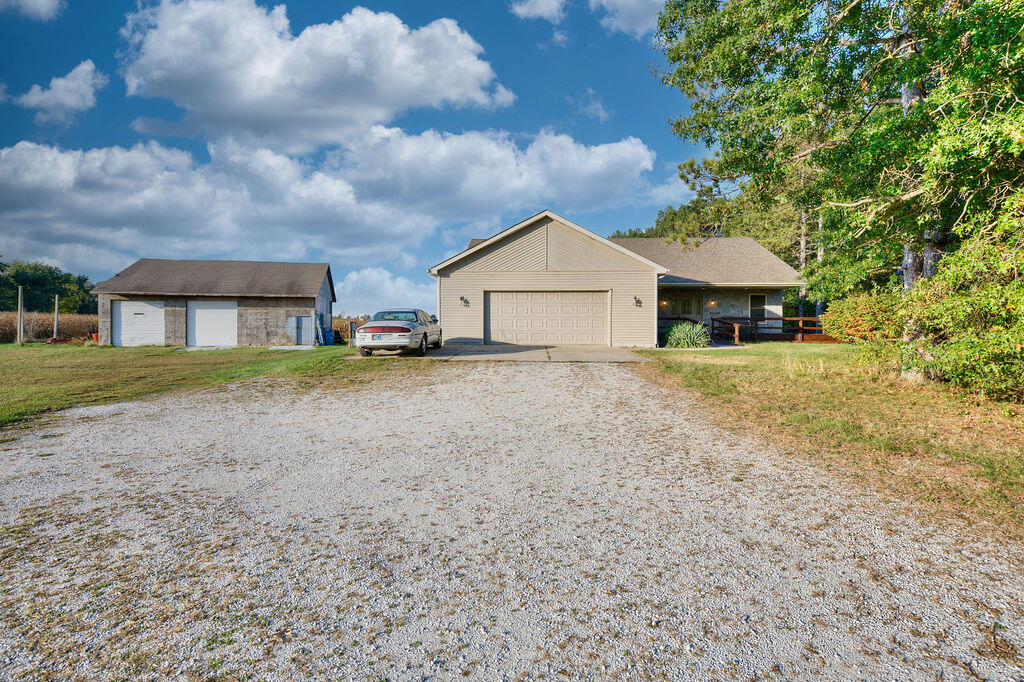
[430,211,665,347]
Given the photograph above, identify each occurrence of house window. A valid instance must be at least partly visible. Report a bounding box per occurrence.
[750,293,767,320]
[659,292,697,318]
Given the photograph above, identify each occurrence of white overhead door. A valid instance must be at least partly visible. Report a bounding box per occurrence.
[484,291,607,345]
[112,300,165,347]
[187,300,238,346]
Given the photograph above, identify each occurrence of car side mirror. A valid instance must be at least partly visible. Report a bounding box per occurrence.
[430,315,438,323]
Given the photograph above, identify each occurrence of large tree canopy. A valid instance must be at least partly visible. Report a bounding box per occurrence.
[657,0,1023,289]
[656,0,1024,397]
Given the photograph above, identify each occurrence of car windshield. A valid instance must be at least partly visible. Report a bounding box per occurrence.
[371,311,418,322]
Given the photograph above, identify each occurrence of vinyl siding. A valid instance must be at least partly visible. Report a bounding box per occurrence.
[438,271,656,346]
[436,216,660,347]
[453,221,547,272]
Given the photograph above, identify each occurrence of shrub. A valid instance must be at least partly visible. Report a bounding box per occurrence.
[820,292,904,342]
[903,206,1024,401]
[0,312,98,343]
[664,322,711,348]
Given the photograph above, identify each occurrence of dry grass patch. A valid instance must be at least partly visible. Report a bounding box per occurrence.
[639,344,1024,532]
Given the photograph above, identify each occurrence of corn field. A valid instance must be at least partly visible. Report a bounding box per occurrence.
[332,316,368,343]
[0,312,98,343]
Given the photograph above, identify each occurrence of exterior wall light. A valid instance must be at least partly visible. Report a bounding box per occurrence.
[707,299,717,307]
[633,296,642,307]
[459,295,469,307]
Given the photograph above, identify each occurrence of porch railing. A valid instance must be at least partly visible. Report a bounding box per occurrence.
[710,316,836,345]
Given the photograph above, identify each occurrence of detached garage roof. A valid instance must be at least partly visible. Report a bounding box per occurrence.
[93,259,335,300]
[609,237,802,287]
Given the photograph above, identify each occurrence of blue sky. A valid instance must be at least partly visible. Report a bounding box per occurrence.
[0,0,702,313]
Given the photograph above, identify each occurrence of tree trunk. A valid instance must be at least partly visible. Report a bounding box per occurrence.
[902,245,923,292]
[798,211,808,316]
[815,213,824,316]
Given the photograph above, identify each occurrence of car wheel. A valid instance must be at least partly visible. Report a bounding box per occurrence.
[359,348,372,357]
[432,331,442,348]
[416,334,427,357]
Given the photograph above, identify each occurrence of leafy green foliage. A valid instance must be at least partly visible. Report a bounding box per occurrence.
[820,292,904,341]
[0,260,97,314]
[904,195,1024,400]
[664,321,712,348]
[657,0,1024,398]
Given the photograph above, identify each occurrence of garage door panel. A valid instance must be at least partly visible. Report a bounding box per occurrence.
[485,291,607,345]
[112,300,165,347]
[187,300,238,346]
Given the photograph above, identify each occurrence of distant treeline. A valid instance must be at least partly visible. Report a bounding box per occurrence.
[0,260,97,314]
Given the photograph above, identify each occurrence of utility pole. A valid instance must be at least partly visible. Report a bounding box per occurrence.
[53,294,60,340]
[16,285,24,345]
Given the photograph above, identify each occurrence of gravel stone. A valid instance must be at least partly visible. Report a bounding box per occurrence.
[0,362,1022,680]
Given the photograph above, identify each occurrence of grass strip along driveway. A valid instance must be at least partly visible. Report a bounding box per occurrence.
[0,344,432,428]
[639,343,1024,532]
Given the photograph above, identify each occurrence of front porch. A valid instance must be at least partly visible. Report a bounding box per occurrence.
[656,287,837,345]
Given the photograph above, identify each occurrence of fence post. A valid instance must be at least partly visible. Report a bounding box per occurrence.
[53,294,59,340]
[16,286,24,345]
[349,320,357,345]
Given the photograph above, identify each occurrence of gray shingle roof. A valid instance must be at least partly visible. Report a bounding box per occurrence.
[609,237,802,286]
[92,259,335,300]
[466,238,487,249]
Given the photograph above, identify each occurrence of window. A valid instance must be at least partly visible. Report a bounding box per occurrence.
[749,294,767,320]
[659,293,697,318]
[372,311,418,322]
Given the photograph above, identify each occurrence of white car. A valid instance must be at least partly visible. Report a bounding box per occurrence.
[355,309,441,357]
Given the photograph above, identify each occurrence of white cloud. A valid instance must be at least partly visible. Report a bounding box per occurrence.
[551,29,569,47]
[568,87,610,122]
[16,60,108,124]
[339,126,655,222]
[334,267,435,316]
[0,0,64,21]
[588,0,664,37]
[0,140,430,276]
[0,129,668,281]
[120,1,514,152]
[510,0,566,22]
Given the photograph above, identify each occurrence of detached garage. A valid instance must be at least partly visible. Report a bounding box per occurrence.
[93,259,334,347]
[429,210,666,347]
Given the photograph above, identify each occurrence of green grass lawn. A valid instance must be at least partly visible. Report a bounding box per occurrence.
[0,343,428,427]
[640,343,1024,531]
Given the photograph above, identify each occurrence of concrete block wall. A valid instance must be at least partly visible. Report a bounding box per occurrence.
[700,289,784,325]
[98,294,317,346]
[238,297,317,346]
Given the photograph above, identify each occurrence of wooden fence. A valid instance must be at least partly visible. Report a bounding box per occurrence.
[710,316,838,345]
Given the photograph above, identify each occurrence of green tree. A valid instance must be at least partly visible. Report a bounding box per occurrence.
[0,260,97,314]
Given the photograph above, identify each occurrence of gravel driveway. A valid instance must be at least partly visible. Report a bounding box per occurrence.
[1,362,1022,680]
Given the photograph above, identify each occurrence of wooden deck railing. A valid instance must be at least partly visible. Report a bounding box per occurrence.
[710,316,836,345]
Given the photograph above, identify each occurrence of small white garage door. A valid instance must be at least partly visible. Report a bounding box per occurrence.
[187,300,238,346]
[112,300,165,347]
[485,291,607,345]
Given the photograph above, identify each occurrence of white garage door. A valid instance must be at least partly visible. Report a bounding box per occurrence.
[187,300,238,346]
[112,300,165,347]
[484,291,607,345]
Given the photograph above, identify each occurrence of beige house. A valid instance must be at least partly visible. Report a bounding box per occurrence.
[93,259,334,347]
[428,210,801,347]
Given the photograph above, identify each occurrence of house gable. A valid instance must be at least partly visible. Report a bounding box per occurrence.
[433,211,666,275]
